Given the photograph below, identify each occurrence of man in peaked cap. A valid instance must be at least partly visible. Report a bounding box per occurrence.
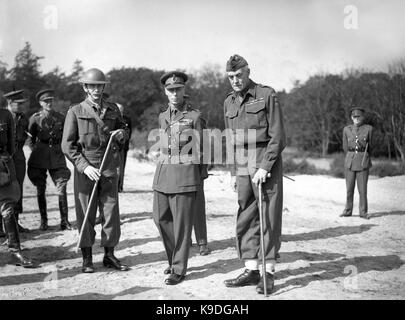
[27,89,72,231]
[62,68,130,273]
[340,106,373,219]
[2,89,30,233]
[152,70,206,285]
[0,100,34,267]
[223,54,286,295]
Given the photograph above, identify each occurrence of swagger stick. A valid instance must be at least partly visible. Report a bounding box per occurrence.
[258,182,268,296]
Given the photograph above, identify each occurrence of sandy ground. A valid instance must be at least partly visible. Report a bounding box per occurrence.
[0,147,404,300]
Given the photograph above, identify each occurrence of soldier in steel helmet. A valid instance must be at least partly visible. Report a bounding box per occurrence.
[152,70,206,285]
[223,55,286,295]
[0,98,34,267]
[340,106,373,219]
[27,89,72,231]
[61,68,130,273]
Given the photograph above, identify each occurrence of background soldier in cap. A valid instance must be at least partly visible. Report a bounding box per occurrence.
[27,89,72,231]
[340,107,373,219]
[223,55,286,295]
[62,68,130,273]
[0,106,34,267]
[2,90,30,233]
[152,70,205,285]
[117,103,132,193]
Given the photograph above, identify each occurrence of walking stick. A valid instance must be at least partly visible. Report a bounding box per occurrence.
[75,132,118,253]
[258,182,268,297]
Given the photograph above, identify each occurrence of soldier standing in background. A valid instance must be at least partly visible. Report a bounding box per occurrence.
[340,107,373,219]
[62,68,130,273]
[3,90,30,233]
[27,89,72,231]
[223,55,286,295]
[0,106,34,267]
[152,71,205,285]
[117,103,132,193]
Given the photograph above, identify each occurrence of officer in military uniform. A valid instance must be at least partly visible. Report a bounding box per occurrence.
[152,71,205,285]
[0,106,34,267]
[62,68,130,273]
[340,107,373,219]
[3,90,30,233]
[117,103,132,193]
[222,55,286,295]
[27,89,72,231]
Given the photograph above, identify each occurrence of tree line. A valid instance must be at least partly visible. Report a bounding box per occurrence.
[1,42,404,165]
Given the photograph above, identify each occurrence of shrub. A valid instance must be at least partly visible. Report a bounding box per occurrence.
[370,161,404,177]
[283,158,321,175]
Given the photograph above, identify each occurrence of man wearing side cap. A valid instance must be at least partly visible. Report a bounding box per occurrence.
[0,102,34,267]
[27,89,72,231]
[152,71,205,285]
[223,55,286,295]
[62,68,130,273]
[3,90,30,233]
[340,106,373,219]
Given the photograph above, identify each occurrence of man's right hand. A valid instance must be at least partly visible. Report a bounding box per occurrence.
[230,175,237,192]
[84,166,101,181]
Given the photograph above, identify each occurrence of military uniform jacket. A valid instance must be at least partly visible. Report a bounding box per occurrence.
[27,110,67,169]
[343,124,373,171]
[152,102,204,194]
[224,80,286,175]
[61,98,129,176]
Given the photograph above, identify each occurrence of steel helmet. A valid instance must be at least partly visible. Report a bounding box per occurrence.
[79,68,110,84]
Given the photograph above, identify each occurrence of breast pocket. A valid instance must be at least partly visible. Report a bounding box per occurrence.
[245,100,267,129]
[77,116,99,147]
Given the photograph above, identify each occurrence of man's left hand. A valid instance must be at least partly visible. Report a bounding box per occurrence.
[111,129,124,142]
[252,168,270,187]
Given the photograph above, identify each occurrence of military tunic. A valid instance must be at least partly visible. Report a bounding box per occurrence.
[27,110,71,194]
[224,80,286,261]
[61,98,129,248]
[0,109,22,251]
[11,111,28,215]
[152,101,204,276]
[342,123,373,215]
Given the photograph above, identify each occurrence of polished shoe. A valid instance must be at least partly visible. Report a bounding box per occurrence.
[360,213,371,220]
[199,244,210,256]
[224,269,261,287]
[60,220,73,231]
[81,247,94,273]
[11,251,35,268]
[164,273,185,285]
[103,247,130,271]
[339,212,352,217]
[256,272,275,295]
[39,220,48,231]
[164,266,172,274]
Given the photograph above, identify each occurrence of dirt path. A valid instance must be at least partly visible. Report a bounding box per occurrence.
[1,148,404,300]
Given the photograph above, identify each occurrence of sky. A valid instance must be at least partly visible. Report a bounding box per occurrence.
[1,0,405,92]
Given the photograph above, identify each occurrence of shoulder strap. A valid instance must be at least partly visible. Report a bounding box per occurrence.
[79,101,110,135]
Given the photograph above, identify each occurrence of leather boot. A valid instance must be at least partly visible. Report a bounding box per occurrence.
[37,193,48,231]
[103,247,129,271]
[81,247,94,273]
[59,192,72,230]
[256,272,275,295]
[14,212,30,233]
[224,269,261,287]
[0,216,6,238]
[3,215,34,268]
